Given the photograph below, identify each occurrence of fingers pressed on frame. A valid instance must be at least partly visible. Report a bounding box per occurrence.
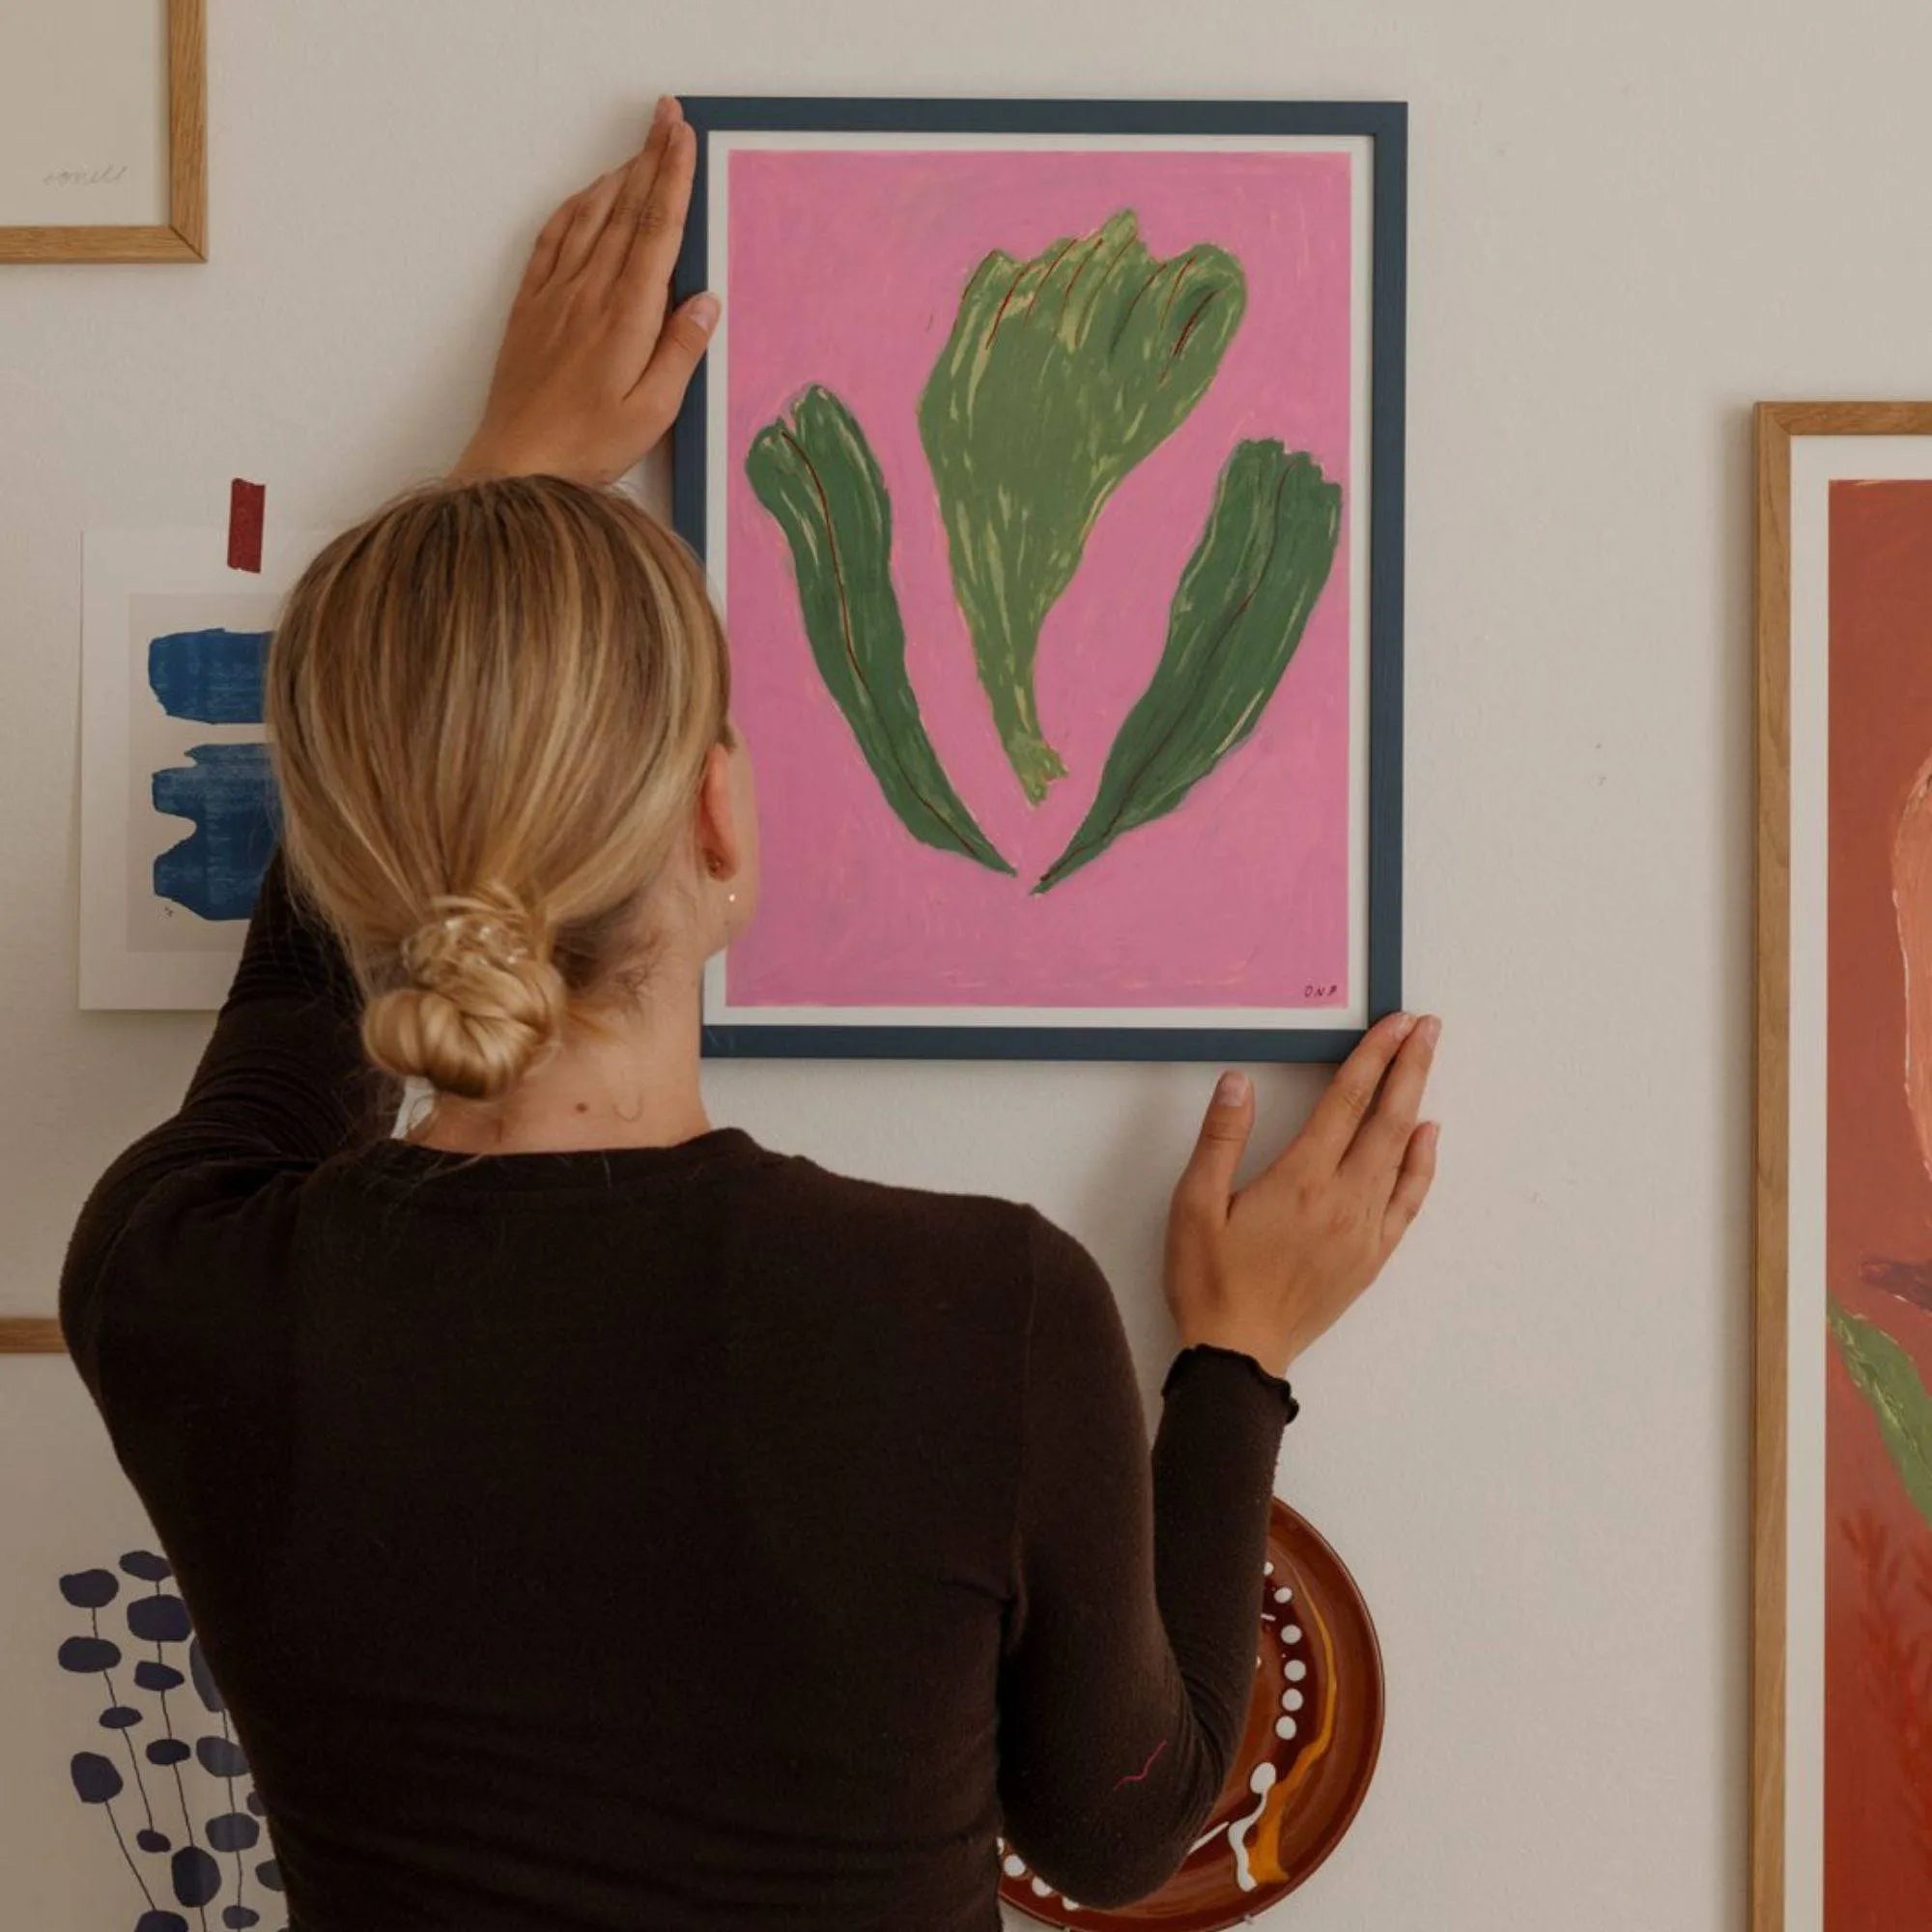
[617,118,696,305]
[626,292,718,429]
[1383,1121,1439,1243]
[587,99,682,294]
[553,166,629,286]
[1298,1011,1418,1168]
[1342,1018,1439,1185]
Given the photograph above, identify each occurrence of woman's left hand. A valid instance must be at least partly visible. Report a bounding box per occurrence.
[453,96,717,487]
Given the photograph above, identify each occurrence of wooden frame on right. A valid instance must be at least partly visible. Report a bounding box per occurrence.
[1755,402,1932,1931]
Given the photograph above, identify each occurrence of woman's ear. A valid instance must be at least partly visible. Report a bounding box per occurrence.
[696,740,741,881]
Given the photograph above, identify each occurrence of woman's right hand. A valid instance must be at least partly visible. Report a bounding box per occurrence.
[452,97,715,488]
[1164,1012,1441,1378]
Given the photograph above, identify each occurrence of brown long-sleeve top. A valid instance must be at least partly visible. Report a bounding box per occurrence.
[60,857,1297,1932]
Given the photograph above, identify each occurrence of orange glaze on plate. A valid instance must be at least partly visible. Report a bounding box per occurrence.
[997,1498,1383,1931]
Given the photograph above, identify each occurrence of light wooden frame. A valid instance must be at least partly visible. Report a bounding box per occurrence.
[1752,399,1932,1932]
[0,1319,66,1354]
[0,0,206,263]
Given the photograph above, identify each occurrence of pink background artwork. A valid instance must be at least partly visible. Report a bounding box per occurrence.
[720,145,1357,1010]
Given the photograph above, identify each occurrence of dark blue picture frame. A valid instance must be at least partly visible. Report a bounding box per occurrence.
[672,96,1406,1064]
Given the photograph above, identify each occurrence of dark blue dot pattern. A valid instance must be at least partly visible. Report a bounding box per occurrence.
[61,1550,268,1931]
[172,1845,221,1907]
[206,1811,259,1853]
[188,1638,226,1714]
[59,1634,122,1673]
[60,1568,120,1607]
[128,1595,193,1644]
[196,1736,248,1778]
[71,1751,123,1804]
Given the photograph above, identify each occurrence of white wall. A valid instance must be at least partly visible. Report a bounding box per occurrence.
[17,0,1931,1921]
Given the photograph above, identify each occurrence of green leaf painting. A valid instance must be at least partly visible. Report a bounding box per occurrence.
[1831,1297,1932,1532]
[1036,443,1342,895]
[745,206,1343,904]
[918,211,1247,803]
[744,385,1012,875]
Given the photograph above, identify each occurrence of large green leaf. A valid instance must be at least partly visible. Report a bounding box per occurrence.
[745,386,1011,876]
[919,210,1246,803]
[1036,441,1341,895]
[1831,1297,1932,1532]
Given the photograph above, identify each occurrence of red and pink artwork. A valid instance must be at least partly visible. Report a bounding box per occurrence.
[1822,478,1932,1921]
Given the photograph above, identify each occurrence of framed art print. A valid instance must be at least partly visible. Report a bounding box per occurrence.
[0,0,206,263]
[79,527,332,1010]
[673,98,1406,1061]
[1755,404,1932,1931]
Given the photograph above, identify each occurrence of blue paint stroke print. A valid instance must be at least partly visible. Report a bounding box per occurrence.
[57,1550,284,1932]
[147,631,270,727]
[151,746,278,923]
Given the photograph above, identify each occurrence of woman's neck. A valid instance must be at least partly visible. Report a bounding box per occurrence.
[410,967,711,1156]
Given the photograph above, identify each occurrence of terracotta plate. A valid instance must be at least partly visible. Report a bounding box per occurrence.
[998,1499,1383,1930]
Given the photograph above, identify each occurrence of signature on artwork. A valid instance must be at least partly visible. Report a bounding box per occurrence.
[43,164,129,188]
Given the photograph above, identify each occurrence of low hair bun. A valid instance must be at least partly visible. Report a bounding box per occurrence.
[362,886,569,1100]
[268,477,733,1114]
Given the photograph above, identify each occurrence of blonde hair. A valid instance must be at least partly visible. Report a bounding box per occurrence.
[266,475,730,1102]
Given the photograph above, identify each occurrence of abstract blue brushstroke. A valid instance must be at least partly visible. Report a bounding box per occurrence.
[152,746,278,923]
[147,631,270,725]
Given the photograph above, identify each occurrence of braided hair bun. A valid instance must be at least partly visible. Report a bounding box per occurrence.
[361,888,568,1101]
[266,476,734,1110]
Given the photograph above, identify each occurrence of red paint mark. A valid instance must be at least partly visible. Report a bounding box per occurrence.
[983,262,1030,347]
[1171,292,1218,362]
[227,478,266,573]
[1025,237,1077,318]
[1160,252,1199,324]
[1113,1739,1167,1789]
